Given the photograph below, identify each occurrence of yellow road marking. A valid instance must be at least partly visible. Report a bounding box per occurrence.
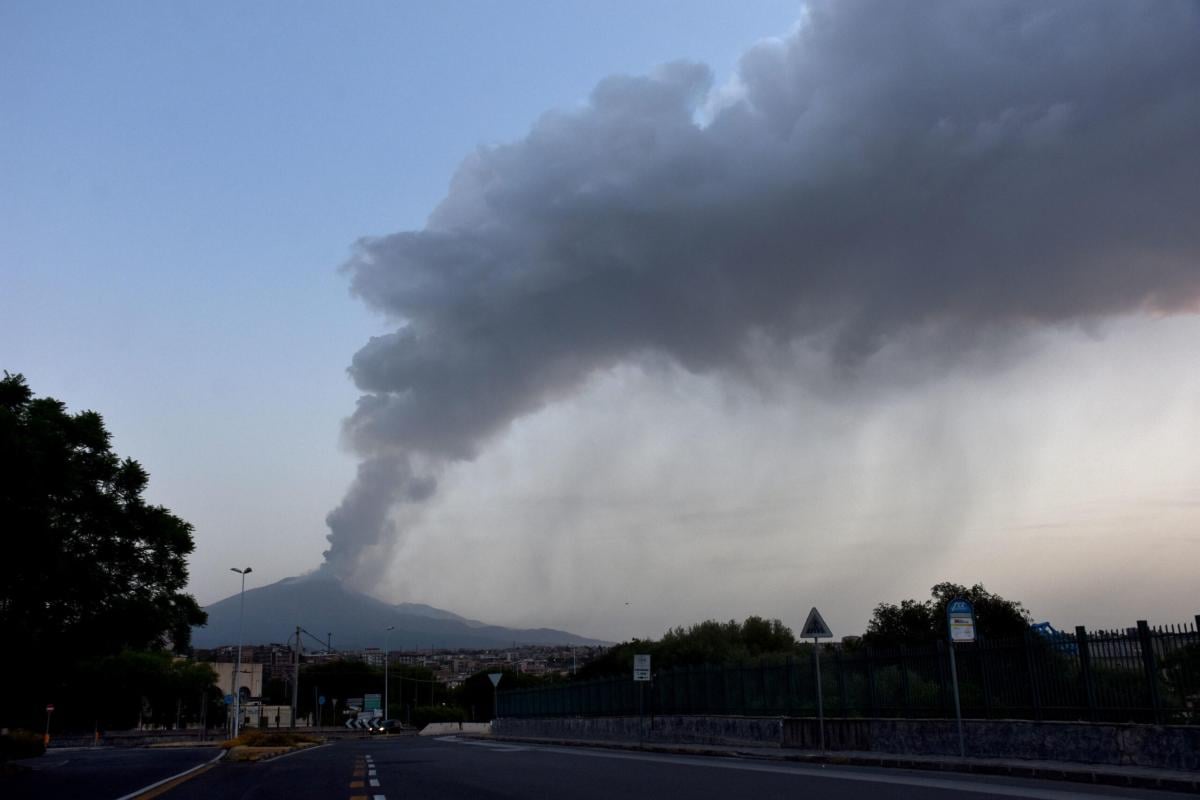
[350,796,368,800]
[350,780,364,788]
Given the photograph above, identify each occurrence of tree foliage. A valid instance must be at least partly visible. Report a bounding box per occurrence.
[0,372,207,728]
[863,582,1032,647]
[578,616,801,679]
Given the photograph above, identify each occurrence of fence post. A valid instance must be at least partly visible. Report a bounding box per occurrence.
[1135,620,1162,723]
[936,639,950,716]
[898,645,911,714]
[835,649,848,716]
[1022,629,1042,721]
[978,637,992,719]
[866,648,878,716]
[1075,626,1097,722]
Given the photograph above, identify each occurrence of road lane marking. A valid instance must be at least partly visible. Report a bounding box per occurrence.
[114,750,226,800]
[438,740,1141,800]
[263,742,332,762]
[433,736,526,752]
[369,778,380,787]
[350,780,364,788]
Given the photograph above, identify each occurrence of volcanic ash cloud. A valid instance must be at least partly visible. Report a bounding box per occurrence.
[322,0,1200,582]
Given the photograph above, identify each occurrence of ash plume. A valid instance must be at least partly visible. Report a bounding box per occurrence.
[323,0,1200,581]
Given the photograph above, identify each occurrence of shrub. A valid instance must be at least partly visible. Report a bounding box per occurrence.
[0,730,46,761]
[220,729,317,749]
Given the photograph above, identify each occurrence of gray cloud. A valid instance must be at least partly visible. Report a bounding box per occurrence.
[324,0,1200,580]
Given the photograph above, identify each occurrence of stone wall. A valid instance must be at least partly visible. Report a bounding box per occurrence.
[495,715,1200,771]
[494,715,783,747]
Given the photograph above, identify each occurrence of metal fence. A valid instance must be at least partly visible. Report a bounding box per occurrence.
[499,616,1200,724]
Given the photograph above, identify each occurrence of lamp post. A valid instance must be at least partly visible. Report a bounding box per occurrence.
[230,566,253,738]
[385,626,395,721]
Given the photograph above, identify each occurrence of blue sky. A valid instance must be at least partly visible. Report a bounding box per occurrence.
[4,2,1199,641]
[1,0,801,608]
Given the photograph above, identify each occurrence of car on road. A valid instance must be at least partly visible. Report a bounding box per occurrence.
[368,718,400,734]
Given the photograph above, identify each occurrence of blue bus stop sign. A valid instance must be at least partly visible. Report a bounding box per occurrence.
[319,695,326,706]
[947,598,976,643]
[223,694,235,705]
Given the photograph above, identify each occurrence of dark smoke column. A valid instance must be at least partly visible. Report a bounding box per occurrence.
[323,0,1200,584]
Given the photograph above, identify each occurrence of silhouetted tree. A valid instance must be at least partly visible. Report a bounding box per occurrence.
[864,582,1032,647]
[0,372,206,729]
[577,616,802,678]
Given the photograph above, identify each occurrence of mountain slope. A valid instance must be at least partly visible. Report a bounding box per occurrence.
[191,574,604,649]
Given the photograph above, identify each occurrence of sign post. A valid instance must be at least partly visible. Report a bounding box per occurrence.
[44,704,54,747]
[633,655,651,742]
[946,597,976,758]
[488,673,503,721]
[800,608,833,750]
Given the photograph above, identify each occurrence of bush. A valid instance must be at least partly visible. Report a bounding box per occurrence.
[0,730,46,761]
[220,729,317,749]
[413,705,466,729]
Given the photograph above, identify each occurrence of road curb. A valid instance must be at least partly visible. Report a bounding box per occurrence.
[478,735,1200,794]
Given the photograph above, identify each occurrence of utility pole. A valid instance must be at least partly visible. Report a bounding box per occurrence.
[290,626,301,729]
[385,626,395,720]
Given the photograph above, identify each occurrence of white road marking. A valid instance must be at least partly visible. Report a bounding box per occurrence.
[369,777,380,787]
[434,735,526,752]
[264,742,332,762]
[369,768,377,776]
[111,749,227,800]
[439,739,1151,800]
[374,795,386,800]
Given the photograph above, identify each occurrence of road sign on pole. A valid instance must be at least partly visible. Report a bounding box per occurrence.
[800,608,832,750]
[489,673,503,720]
[633,654,651,682]
[946,597,975,757]
[223,694,234,706]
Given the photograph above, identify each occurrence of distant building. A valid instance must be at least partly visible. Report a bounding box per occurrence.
[209,662,263,699]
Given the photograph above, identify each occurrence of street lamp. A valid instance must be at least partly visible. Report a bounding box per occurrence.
[385,626,395,721]
[230,566,253,738]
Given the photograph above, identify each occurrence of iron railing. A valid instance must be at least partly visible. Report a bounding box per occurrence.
[499,615,1200,724]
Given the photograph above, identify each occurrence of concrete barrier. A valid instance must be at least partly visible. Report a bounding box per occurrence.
[494,715,1200,771]
[419,722,492,736]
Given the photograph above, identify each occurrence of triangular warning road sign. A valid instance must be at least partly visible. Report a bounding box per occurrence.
[800,607,833,639]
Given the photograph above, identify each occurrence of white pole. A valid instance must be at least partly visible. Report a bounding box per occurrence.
[230,566,252,738]
[814,638,825,751]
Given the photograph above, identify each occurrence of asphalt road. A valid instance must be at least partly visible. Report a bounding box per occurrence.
[1,745,218,800]
[138,736,1195,800]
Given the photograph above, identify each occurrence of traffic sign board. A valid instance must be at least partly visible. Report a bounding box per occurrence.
[947,598,976,643]
[633,654,651,682]
[488,672,502,687]
[318,695,326,706]
[223,694,234,706]
[46,704,55,713]
[800,607,833,639]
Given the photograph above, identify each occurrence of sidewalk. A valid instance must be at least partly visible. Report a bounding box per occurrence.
[478,734,1200,794]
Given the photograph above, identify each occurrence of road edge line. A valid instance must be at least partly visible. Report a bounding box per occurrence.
[111,748,227,800]
[262,742,333,762]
